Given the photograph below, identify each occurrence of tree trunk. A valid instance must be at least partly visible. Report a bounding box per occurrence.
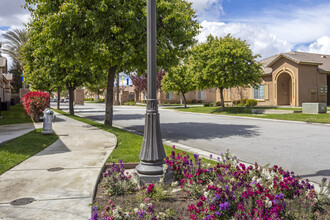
[105,66,117,126]
[57,86,61,109]
[116,75,120,105]
[219,87,225,111]
[181,92,187,108]
[47,91,51,108]
[97,89,100,101]
[66,82,76,115]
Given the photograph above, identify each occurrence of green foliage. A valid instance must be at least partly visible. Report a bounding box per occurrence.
[189,34,262,110]
[124,101,136,106]
[8,61,23,94]
[24,0,200,122]
[103,162,138,196]
[1,28,28,66]
[233,99,258,106]
[162,63,196,107]
[0,105,32,126]
[246,99,258,106]
[0,129,58,175]
[216,101,222,106]
[204,103,213,107]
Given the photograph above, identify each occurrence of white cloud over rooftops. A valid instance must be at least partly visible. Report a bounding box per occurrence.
[197,21,292,59]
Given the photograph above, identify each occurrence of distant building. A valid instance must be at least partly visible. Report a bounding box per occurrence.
[0,56,12,103]
[223,51,330,106]
[89,51,330,106]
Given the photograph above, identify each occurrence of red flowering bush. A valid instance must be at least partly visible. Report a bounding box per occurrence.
[21,91,50,122]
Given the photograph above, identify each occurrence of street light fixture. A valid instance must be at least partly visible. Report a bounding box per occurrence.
[136,0,173,185]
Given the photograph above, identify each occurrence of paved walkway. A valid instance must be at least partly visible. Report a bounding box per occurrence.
[0,123,37,145]
[0,114,117,219]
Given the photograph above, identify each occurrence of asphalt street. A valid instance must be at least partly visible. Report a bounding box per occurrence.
[55,103,330,184]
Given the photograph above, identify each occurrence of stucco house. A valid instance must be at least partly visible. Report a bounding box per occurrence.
[220,51,330,107]
[0,56,12,103]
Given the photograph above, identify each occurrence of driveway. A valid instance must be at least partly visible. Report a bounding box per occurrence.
[55,103,330,184]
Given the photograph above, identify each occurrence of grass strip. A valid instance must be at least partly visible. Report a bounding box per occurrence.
[0,129,59,175]
[168,106,330,123]
[53,109,217,165]
[0,104,32,125]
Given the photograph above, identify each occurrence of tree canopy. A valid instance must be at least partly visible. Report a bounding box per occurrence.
[23,0,199,124]
[162,63,196,108]
[189,34,263,110]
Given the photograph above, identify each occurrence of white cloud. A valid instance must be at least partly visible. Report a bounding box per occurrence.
[197,21,292,59]
[188,0,225,19]
[235,3,330,45]
[0,0,30,28]
[297,36,330,54]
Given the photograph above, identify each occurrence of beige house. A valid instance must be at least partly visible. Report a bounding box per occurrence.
[0,56,12,103]
[220,51,330,107]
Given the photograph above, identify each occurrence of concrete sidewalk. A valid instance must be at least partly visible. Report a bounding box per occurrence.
[0,113,117,219]
[0,123,37,145]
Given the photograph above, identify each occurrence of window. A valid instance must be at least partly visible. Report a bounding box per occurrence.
[166,91,174,100]
[254,85,264,99]
[198,91,205,100]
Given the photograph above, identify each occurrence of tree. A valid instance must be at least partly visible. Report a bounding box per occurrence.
[8,61,23,94]
[189,34,262,111]
[80,0,199,126]
[84,73,107,102]
[1,28,28,66]
[24,0,199,124]
[23,0,103,115]
[131,71,165,99]
[162,64,195,108]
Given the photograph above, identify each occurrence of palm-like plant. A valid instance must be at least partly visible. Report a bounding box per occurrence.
[1,28,28,65]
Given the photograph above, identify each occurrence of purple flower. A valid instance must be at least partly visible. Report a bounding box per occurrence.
[220,202,229,210]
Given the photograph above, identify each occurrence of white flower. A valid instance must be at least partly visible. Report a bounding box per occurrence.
[265,198,272,208]
[171,181,178,187]
[257,178,262,184]
[162,164,168,172]
[204,191,209,197]
[140,203,145,209]
[134,208,139,213]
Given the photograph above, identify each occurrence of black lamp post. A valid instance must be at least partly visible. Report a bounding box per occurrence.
[136,0,173,185]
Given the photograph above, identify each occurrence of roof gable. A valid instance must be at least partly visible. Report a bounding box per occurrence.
[260,51,330,73]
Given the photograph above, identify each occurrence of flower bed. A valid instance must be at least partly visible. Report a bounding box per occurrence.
[21,91,49,122]
[91,148,330,220]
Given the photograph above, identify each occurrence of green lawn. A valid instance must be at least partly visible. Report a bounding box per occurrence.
[0,129,59,175]
[168,106,330,123]
[53,109,216,165]
[0,104,32,125]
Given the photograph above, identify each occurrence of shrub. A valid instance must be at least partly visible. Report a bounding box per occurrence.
[186,99,192,104]
[124,101,136,106]
[103,160,137,196]
[204,103,213,107]
[191,99,198,104]
[129,99,135,102]
[233,100,240,105]
[216,101,221,106]
[21,91,49,122]
[198,100,203,103]
[246,99,258,106]
[240,98,248,105]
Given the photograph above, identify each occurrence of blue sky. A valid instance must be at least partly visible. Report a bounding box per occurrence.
[1,0,330,67]
[191,0,330,59]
